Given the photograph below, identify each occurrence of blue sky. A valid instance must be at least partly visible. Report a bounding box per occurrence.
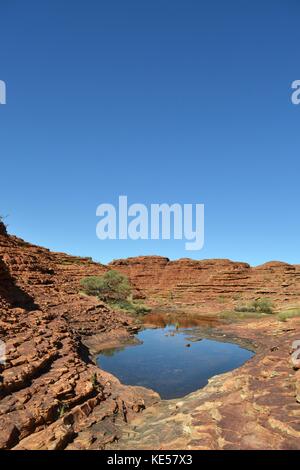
[0,0,299,265]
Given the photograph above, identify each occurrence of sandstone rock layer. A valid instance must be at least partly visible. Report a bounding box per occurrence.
[1,222,300,450]
[0,224,156,450]
[110,256,300,313]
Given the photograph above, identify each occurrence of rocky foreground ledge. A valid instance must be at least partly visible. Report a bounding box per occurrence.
[0,222,300,450]
[0,225,158,450]
[106,319,300,450]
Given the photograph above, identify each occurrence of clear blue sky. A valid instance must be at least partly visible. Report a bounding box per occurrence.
[1,0,299,265]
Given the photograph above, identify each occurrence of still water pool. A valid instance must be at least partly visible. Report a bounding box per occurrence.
[97,326,253,399]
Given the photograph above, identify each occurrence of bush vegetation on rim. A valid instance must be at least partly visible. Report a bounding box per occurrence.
[81,270,131,302]
[235,297,274,314]
[80,271,151,315]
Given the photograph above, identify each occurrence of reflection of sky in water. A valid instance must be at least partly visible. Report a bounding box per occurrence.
[97,326,253,399]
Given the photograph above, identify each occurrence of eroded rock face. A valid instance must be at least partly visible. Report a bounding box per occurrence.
[0,231,157,450]
[1,229,300,450]
[110,256,300,313]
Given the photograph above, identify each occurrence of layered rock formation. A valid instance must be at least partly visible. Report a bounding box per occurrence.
[110,256,300,313]
[0,223,156,450]
[107,319,300,450]
[1,222,300,450]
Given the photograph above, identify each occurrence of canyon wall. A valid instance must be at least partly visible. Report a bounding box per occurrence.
[0,224,154,450]
[110,256,300,312]
[1,222,300,449]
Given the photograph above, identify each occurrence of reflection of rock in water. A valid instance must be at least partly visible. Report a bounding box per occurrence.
[143,312,220,329]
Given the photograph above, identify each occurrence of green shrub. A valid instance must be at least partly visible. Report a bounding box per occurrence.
[132,303,151,315]
[234,297,274,314]
[277,312,288,322]
[253,298,274,314]
[220,310,263,320]
[90,372,101,390]
[277,309,300,322]
[109,299,151,315]
[234,303,256,313]
[57,402,69,418]
[109,299,133,311]
[81,270,131,301]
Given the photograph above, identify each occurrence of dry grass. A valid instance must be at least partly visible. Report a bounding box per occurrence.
[277,308,300,322]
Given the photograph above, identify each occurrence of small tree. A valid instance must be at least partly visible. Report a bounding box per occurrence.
[81,270,131,302]
[252,298,274,314]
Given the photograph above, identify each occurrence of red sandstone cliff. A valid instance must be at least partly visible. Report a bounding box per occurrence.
[0,224,154,450]
[110,256,300,313]
[1,222,300,450]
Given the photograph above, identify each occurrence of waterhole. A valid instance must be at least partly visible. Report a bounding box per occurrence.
[97,325,253,399]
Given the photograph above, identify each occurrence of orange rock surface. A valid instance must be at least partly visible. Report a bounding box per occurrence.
[1,222,300,450]
[0,224,156,450]
[110,256,300,312]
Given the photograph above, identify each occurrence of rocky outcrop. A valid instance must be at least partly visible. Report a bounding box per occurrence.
[1,223,300,450]
[106,320,300,450]
[0,229,157,450]
[110,257,300,313]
